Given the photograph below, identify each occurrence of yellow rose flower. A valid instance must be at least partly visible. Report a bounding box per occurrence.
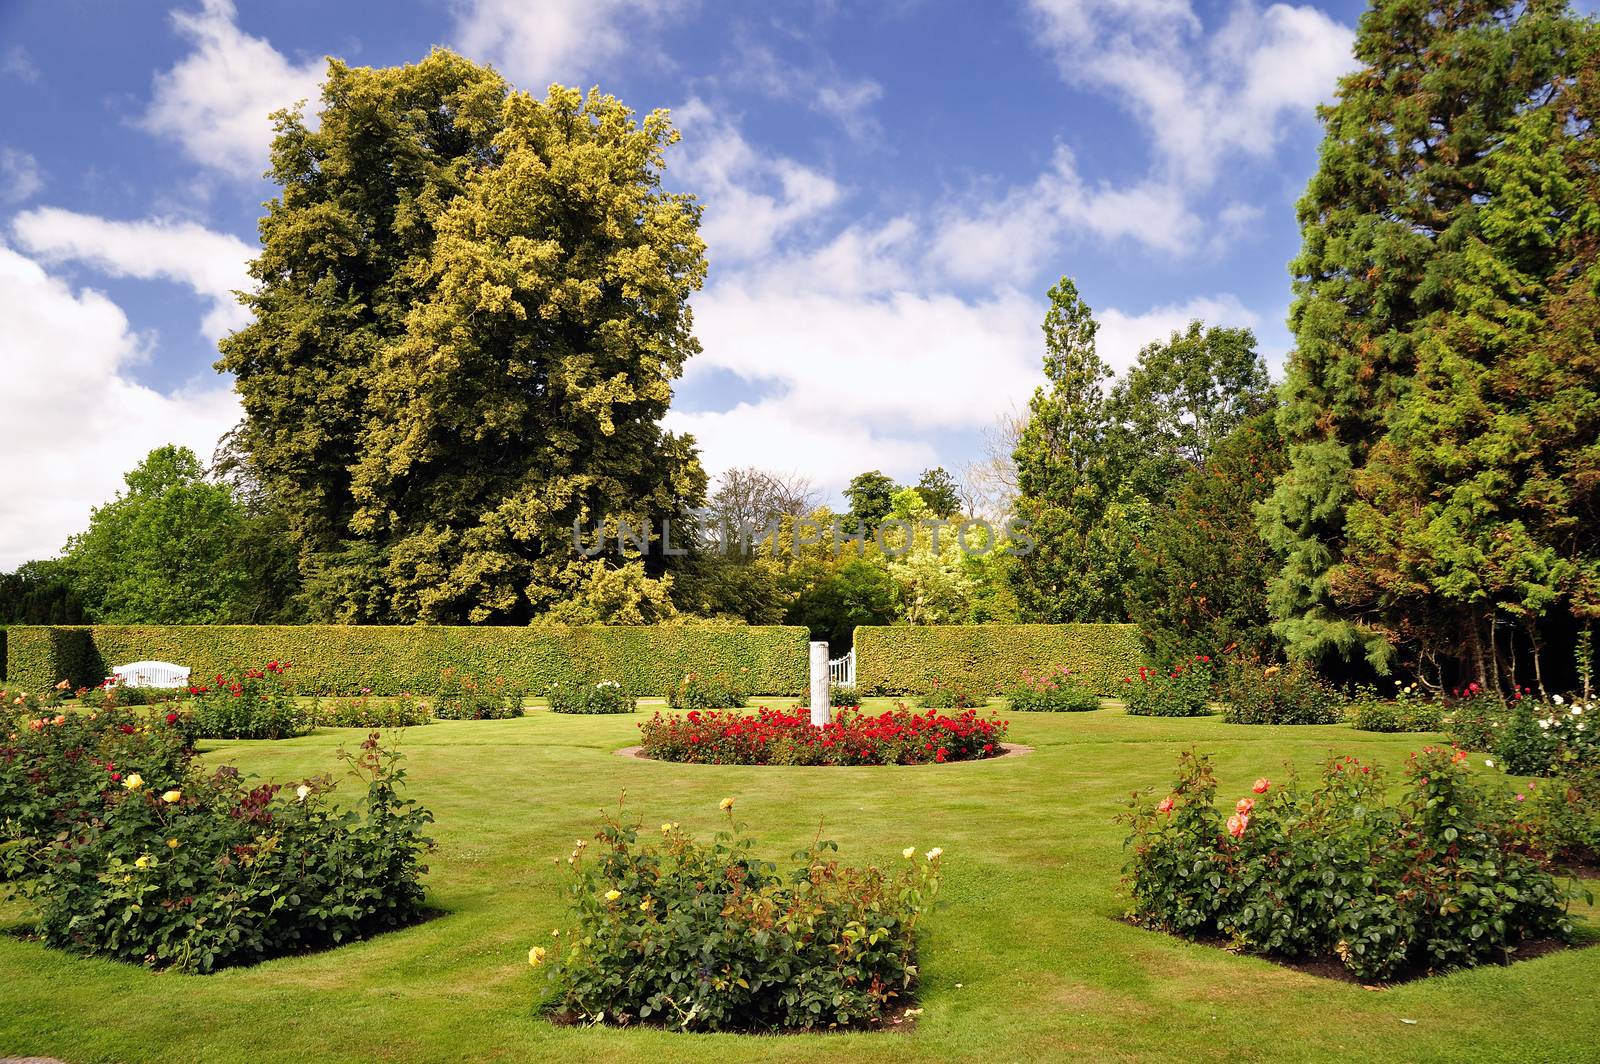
[661,822,674,833]
[124,773,144,790]
[604,889,621,902]
[161,790,181,804]
[719,797,735,812]
[639,898,652,911]
[134,855,153,869]
[528,945,547,967]
[902,846,916,859]
[167,838,179,849]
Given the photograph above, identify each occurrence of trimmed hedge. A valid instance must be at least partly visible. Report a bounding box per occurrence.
[1,625,808,698]
[854,623,1143,697]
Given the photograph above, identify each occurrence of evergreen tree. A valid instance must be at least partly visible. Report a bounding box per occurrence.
[1131,411,1288,664]
[1262,0,1597,687]
[1008,277,1134,621]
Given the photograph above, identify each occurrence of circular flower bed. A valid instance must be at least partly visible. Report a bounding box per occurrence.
[636,705,1009,766]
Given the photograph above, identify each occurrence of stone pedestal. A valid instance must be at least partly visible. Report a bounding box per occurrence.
[808,641,830,727]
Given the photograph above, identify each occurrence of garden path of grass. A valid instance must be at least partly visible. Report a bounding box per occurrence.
[3,700,1597,1063]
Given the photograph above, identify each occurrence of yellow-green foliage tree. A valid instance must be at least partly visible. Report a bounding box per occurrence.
[219,50,706,623]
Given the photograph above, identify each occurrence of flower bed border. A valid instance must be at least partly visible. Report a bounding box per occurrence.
[613,742,1034,765]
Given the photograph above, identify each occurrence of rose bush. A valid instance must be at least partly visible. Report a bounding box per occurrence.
[538,799,942,1031]
[1219,660,1343,725]
[1120,656,1215,717]
[188,662,307,739]
[1004,666,1100,712]
[547,679,635,715]
[637,705,1008,766]
[1447,694,1597,777]
[666,671,749,711]
[433,668,527,720]
[0,701,194,880]
[313,691,433,728]
[1123,747,1577,981]
[11,732,433,972]
[1350,681,1444,732]
[916,678,990,709]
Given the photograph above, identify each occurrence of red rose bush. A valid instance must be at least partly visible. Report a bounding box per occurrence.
[637,705,1009,766]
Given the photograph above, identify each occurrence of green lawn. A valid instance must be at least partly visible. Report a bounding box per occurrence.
[3,701,1597,1063]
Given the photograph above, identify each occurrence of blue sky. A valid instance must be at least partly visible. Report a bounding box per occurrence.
[1,0,1375,567]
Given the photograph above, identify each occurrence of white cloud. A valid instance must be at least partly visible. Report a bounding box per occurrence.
[673,98,843,262]
[1,149,43,203]
[1028,0,1356,184]
[1096,293,1261,375]
[451,0,694,88]
[12,207,255,342]
[927,147,1199,286]
[727,43,884,140]
[141,0,324,180]
[0,244,238,568]
[2,45,39,83]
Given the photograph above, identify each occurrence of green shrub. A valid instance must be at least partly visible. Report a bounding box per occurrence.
[14,733,433,972]
[1220,661,1342,725]
[1349,682,1444,732]
[313,692,432,728]
[539,801,942,1030]
[916,678,990,709]
[1520,764,1600,868]
[1446,694,1598,777]
[2,624,807,697]
[1122,748,1576,981]
[433,668,526,719]
[547,679,635,715]
[0,703,194,881]
[666,671,748,711]
[78,678,175,709]
[189,664,308,740]
[1121,657,1214,717]
[854,623,1142,696]
[1003,666,1100,712]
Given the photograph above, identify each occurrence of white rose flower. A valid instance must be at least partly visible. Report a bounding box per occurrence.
[1553,694,1565,705]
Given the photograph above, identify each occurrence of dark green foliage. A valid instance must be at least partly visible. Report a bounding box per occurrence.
[1,624,807,697]
[1121,658,1216,718]
[542,807,942,1031]
[784,558,897,651]
[545,679,634,715]
[0,560,87,625]
[854,623,1142,696]
[1219,661,1343,725]
[1131,411,1288,663]
[15,733,433,972]
[916,680,990,709]
[1349,689,1445,733]
[914,467,961,518]
[189,666,308,740]
[431,668,527,720]
[843,470,897,529]
[1124,749,1575,981]
[1262,0,1599,686]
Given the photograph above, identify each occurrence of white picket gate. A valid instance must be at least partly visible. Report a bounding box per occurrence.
[827,649,855,688]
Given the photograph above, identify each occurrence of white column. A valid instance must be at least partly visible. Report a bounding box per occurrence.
[809,642,830,727]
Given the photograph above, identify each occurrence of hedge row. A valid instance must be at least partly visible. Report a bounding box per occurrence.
[0,625,810,697]
[854,623,1144,696]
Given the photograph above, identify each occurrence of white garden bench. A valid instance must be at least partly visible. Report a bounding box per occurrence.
[112,660,192,689]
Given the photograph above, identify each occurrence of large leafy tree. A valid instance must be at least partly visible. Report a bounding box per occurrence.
[1110,321,1272,498]
[220,52,708,623]
[61,447,250,624]
[1261,0,1597,688]
[843,470,898,529]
